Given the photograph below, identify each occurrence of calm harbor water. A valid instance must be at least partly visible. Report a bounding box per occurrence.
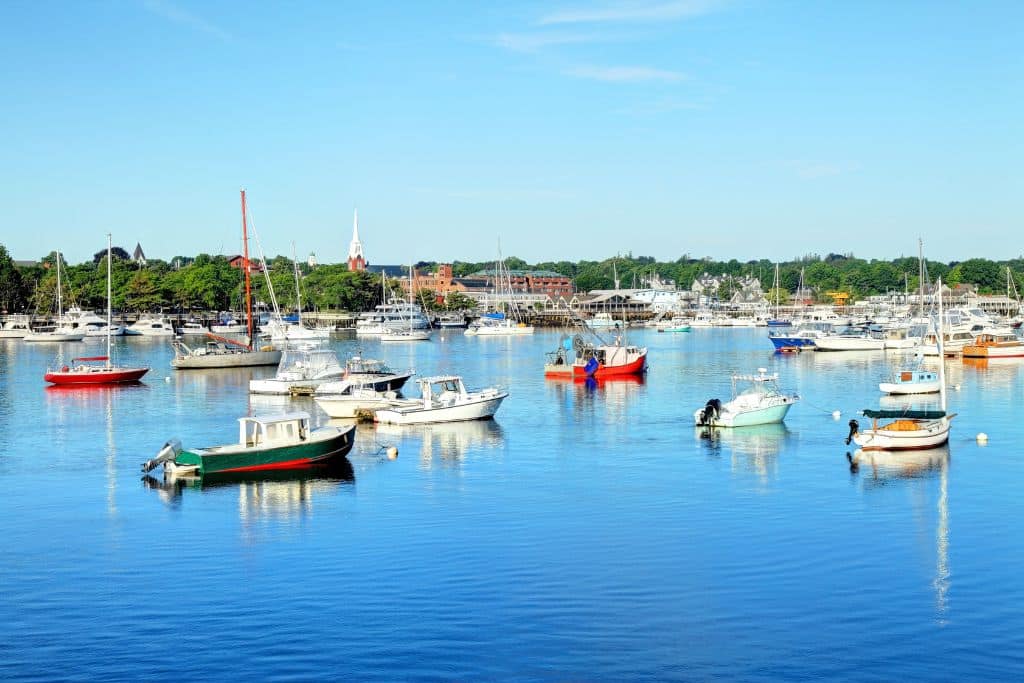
[2,329,1023,681]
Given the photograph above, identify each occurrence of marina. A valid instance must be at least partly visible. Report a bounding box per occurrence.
[2,327,1023,679]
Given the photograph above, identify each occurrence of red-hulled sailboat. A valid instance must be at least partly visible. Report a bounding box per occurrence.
[44,235,150,385]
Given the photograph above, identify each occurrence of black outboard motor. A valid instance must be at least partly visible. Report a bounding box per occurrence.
[845,419,859,445]
[698,398,722,426]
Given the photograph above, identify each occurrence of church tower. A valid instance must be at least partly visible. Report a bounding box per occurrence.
[347,209,366,271]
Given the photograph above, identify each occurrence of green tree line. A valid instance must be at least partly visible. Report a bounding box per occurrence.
[3,243,1023,315]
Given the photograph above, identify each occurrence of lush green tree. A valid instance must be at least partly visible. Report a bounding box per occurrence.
[954,258,1002,293]
[0,244,25,313]
[124,271,164,311]
[444,292,478,310]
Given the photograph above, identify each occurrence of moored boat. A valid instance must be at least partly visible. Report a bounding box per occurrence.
[249,345,344,395]
[141,412,355,476]
[316,355,413,394]
[694,368,798,427]
[879,368,941,395]
[961,333,1024,358]
[315,386,419,419]
[544,333,647,378]
[847,276,955,451]
[0,314,32,338]
[373,375,506,424]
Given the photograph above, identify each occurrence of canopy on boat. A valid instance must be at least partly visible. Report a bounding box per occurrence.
[74,356,109,362]
[862,409,946,420]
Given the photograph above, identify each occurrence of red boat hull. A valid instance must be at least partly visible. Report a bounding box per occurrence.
[572,352,647,378]
[44,367,149,384]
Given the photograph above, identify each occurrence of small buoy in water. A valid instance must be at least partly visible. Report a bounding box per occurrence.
[953,384,961,391]
[386,446,399,460]
[164,376,171,382]
[976,433,988,444]
[832,410,841,420]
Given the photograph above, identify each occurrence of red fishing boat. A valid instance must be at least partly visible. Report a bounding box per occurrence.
[545,331,648,379]
[44,234,150,385]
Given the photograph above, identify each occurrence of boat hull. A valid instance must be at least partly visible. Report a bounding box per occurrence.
[961,345,1024,358]
[878,380,940,395]
[814,336,886,351]
[768,335,817,349]
[694,402,793,428]
[574,352,647,378]
[44,367,149,384]
[172,349,282,369]
[24,332,86,342]
[853,419,951,451]
[176,426,354,474]
[374,393,507,425]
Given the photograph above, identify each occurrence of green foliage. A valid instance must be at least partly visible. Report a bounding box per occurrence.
[0,245,25,313]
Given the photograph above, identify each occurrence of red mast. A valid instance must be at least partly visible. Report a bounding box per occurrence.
[241,189,254,350]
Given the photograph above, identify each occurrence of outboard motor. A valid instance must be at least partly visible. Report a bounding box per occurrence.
[141,438,182,473]
[698,398,722,426]
[845,419,859,445]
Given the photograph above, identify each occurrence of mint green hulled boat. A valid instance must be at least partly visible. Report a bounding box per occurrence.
[142,412,355,476]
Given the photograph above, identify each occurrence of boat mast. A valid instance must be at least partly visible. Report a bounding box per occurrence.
[106,234,112,367]
[937,276,947,414]
[56,249,63,319]
[241,189,254,350]
[292,241,303,325]
[918,238,924,319]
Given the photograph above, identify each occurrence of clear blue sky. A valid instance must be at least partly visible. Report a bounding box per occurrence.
[2,1,1020,266]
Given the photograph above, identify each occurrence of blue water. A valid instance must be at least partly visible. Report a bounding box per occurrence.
[2,330,1023,681]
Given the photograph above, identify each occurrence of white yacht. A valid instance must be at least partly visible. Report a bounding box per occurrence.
[126,315,175,336]
[0,315,32,339]
[355,301,431,336]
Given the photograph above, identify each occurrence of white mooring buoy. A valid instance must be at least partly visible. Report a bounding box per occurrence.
[832,410,841,419]
[164,376,171,382]
[976,433,988,444]
[386,446,399,460]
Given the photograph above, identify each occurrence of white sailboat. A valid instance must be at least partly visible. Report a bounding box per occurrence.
[464,245,534,336]
[24,250,85,342]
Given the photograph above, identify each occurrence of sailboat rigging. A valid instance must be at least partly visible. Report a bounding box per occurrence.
[44,235,150,384]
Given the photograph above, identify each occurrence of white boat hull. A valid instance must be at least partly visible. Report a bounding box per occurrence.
[852,418,951,451]
[23,331,85,342]
[693,401,793,428]
[315,393,419,419]
[878,380,940,395]
[464,323,534,336]
[374,392,507,424]
[814,336,886,351]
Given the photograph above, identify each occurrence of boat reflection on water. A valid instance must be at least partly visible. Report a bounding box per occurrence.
[848,444,951,620]
[373,419,505,467]
[696,423,790,481]
[142,459,355,520]
[848,444,950,482]
[877,393,944,412]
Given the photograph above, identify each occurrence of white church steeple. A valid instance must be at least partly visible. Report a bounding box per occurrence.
[347,208,366,271]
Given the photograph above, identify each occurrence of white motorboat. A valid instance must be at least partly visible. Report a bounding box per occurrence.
[587,312,624,329]
[315,355,414,394]
[814,328,886,351]
[464,314,534,336]
[249,345,344,395]
[694,368,798,428]
[178,320,209,336]
[380,264,433,342]
[126,315,175,336]
[315,386,419,419]
[0,315,33,338]
[961,333,1024,358]
[61,307,126,337]
[210,320,246,335]
[374,375,507,425]
[436,313,467,328]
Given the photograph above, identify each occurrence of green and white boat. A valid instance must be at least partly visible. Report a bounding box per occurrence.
[142,412,355,476]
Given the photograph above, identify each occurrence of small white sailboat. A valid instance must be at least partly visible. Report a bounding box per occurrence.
[374,375,507,425]
[694,368,798,428]
[23,250,85,342]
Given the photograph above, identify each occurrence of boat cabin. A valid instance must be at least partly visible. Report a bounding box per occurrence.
[417,375,468,403]
[239,412,310,447]
[895,370,937,384]
[971,333,1021,347]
